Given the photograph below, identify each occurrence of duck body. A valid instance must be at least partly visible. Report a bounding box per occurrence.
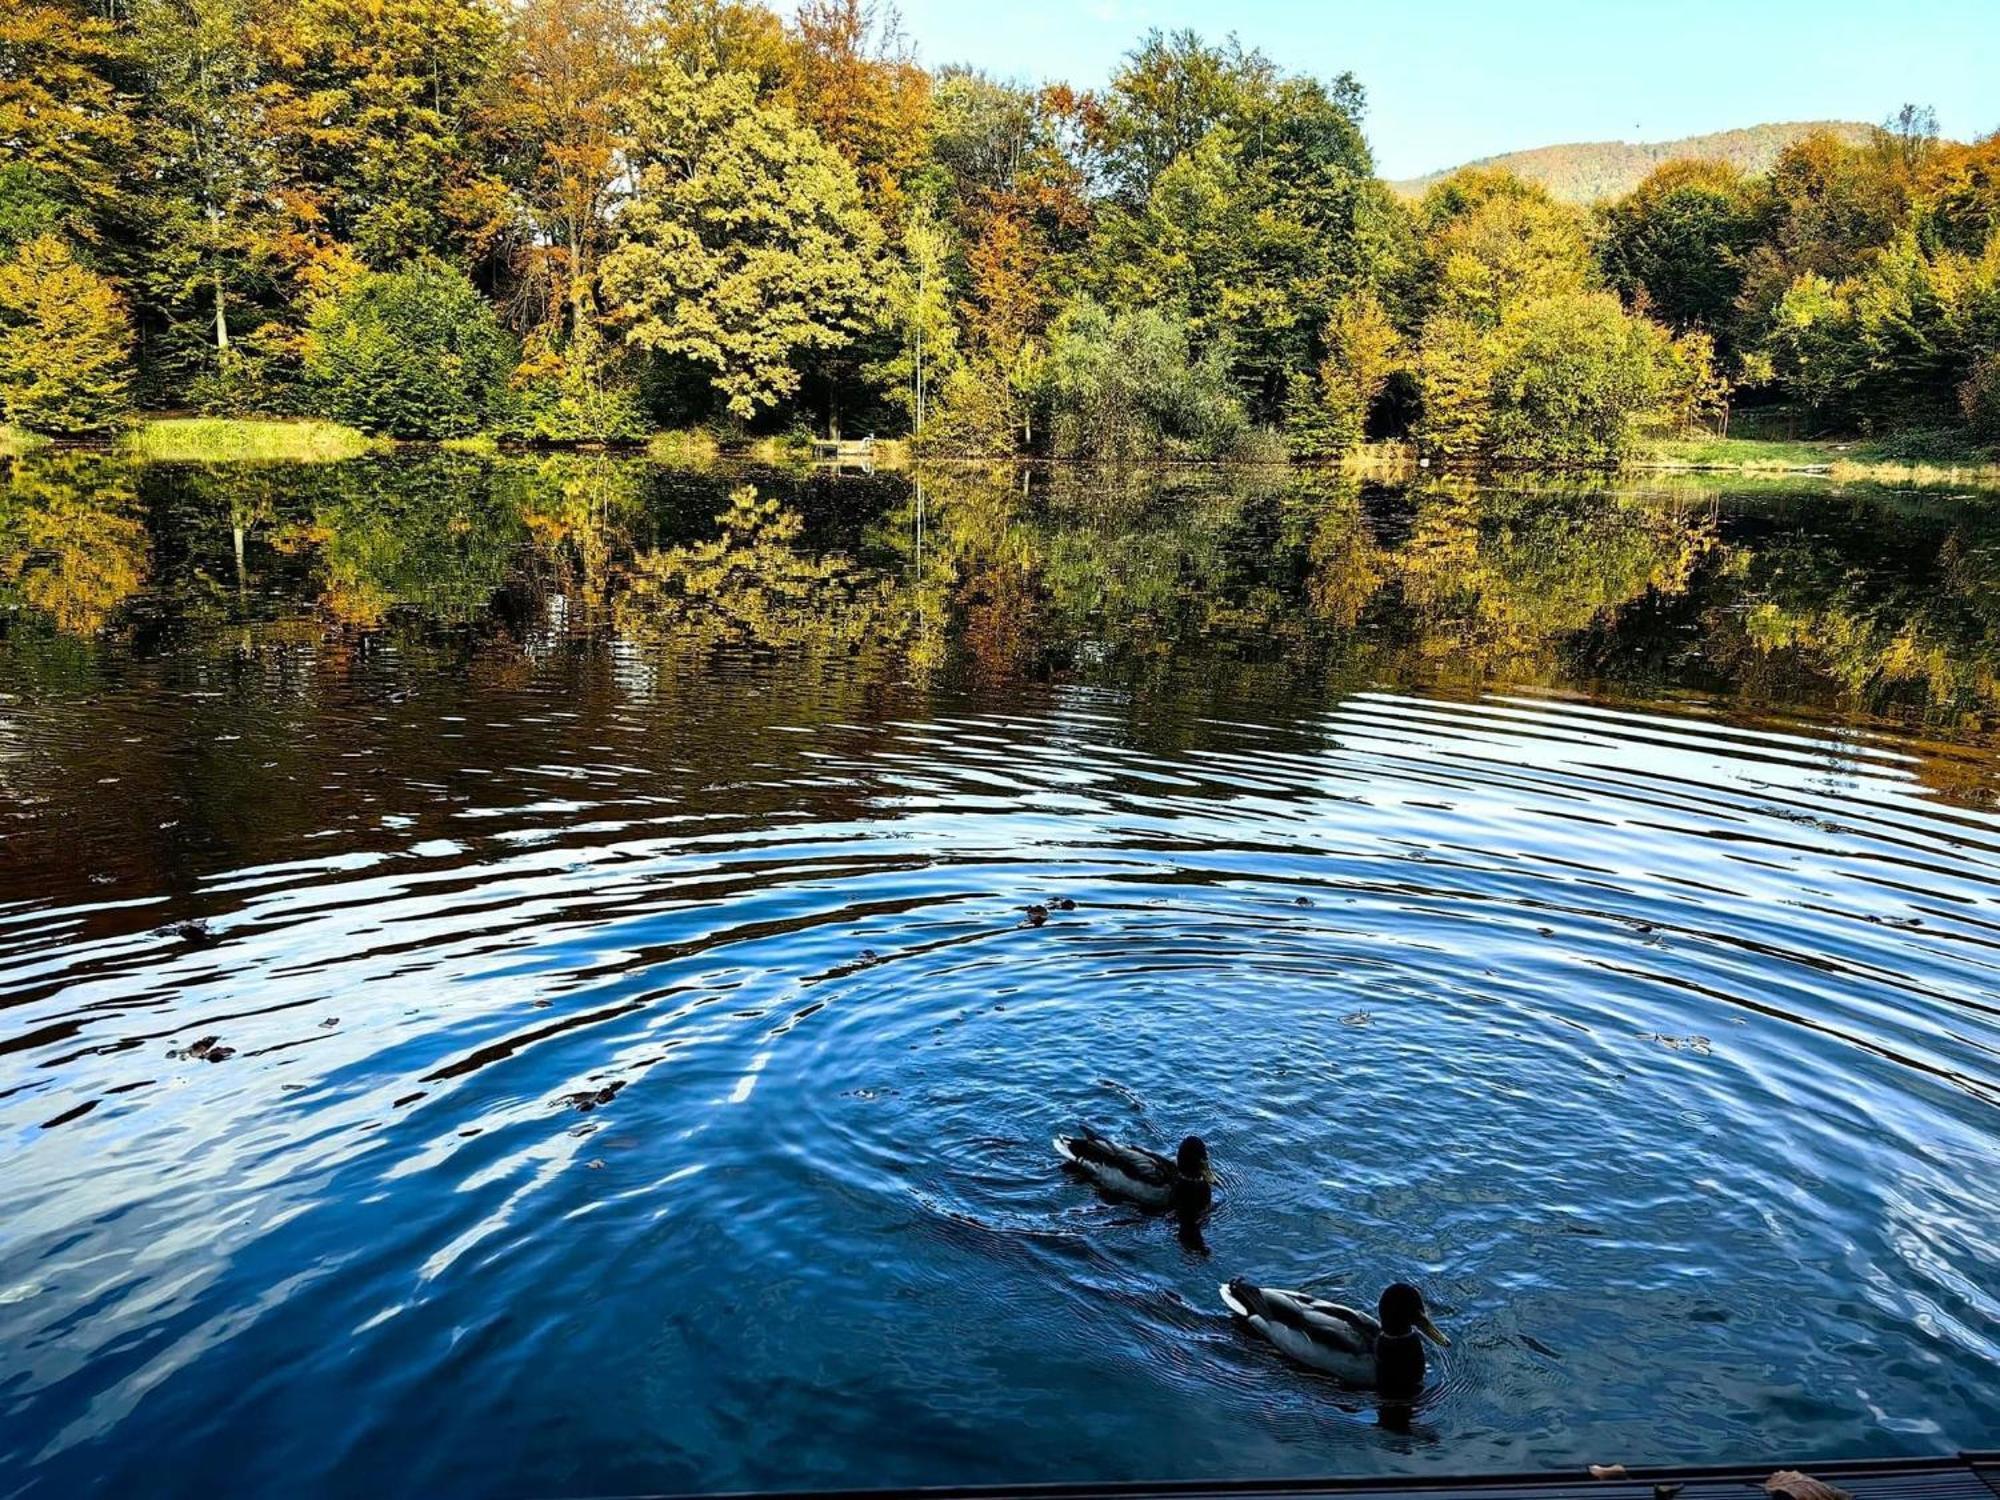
[1053,1128,1211,1211]
[1221,1279,1444,1394]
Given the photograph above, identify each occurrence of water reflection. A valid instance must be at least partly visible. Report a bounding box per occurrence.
[2,453,2000,1496]
[7,452,1998,745]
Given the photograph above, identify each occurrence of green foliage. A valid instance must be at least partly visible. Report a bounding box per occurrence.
[602,61,885,419]
[503,305,650,444]
[1595,160,1764,340]
[1415,289,1690,464]
[1413,314,1497,461]
[1035,298,1251,461]
[1759,233,2000,429]
[919,360,1020,457]
[1084,38,1381,415]
[1485,292,1674,464]
[1422,171,1594,326]
[0,163,74,249]
[0,2,1977,457]
[0,233,133,435]
[304,261,516,437]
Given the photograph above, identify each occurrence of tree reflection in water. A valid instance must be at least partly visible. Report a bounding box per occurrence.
[4,451,2000,767]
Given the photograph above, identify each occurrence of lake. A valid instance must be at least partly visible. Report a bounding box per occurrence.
[2,453,1998,1497]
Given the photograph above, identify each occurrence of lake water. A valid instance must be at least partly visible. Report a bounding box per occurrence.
[2,453,1998,1497]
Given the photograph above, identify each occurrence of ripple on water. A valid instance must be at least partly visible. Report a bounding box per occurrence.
[1,689,1998,1496]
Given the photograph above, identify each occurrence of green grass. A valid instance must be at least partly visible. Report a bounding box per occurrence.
[646,429,723,464]
[1638,431,2000,486]
[0,424,51,458]
[121,417,381,463]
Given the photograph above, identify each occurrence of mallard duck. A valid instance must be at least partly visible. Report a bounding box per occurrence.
[1220,1279,1447,1395]
[1053,1128,1213,1211]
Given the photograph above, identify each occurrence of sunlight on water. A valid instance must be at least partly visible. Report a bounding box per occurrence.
[1,455,1998,1496]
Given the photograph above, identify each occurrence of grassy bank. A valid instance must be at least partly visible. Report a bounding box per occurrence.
[1637,432,2000,486]
[1,425,51,458]
[121,417,381,463]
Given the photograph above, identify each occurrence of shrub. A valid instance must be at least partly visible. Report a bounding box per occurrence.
[1287,289,1404,458]
[1485,291,1674,464]
[1035,299,1249,461]
[1413,314,1497,460]
[918,361,1019,457]
[503,348,650,444]
[0,233,133,435]
[499,306,650,445]
[303,260,515,438]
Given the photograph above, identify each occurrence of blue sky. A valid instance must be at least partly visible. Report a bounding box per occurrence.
[892,0,2000,180]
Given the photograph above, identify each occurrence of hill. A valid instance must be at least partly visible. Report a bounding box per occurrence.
[1390,120,1878,203]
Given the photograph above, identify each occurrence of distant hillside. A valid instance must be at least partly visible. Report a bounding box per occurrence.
[1391,121,1878,204]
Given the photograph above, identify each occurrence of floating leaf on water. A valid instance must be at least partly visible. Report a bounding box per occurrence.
[1654,1485,1684,1500]
[1588,1465,1628,1480]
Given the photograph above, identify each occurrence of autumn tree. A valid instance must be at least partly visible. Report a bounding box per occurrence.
[782,0,931,228]
[875,203,959,431]
[1919,131,2000,257]
[0,0,131,244]
[0,233,134,434]
[1421,169,1593,327]
[1287,287,1401,457]
[262,0,511,269]
[601,61,884,419]
[492,0,645,331]
[656,0,792,95]
[487,0,651,437]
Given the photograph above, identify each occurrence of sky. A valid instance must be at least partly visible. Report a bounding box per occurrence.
[891,0,2000,181]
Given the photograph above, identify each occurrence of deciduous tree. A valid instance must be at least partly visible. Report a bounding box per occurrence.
[0,233,134,434]
[601,62,884,419]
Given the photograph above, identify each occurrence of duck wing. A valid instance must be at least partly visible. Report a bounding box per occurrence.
[1221,1279,1380,1379]
[1053,1128,1176,1201]
[1221,1280,1377,1350]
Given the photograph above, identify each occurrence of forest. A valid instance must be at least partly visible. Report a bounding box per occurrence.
[3,0,1998,464]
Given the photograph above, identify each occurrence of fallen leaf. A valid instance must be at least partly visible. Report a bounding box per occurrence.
[1655,1486,1684,1500]
[1765,1473,1853,1500]
[1589,1466,1628,1481]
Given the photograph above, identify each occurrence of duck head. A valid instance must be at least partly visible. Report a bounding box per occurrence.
[1378,1282,1448,1345]
[1375,1283,1446,1399]
[1176,1135,1214,1184]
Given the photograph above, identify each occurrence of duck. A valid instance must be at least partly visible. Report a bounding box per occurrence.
[1053,1128,1213,1211]
[1220,1279,1447,1395]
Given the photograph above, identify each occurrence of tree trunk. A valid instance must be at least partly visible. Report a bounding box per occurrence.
[213,257,230,353]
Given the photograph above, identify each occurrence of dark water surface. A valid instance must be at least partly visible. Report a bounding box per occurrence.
[2,454,1999,1497]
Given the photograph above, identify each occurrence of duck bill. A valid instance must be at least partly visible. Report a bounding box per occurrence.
[1415,1313,1450,1347]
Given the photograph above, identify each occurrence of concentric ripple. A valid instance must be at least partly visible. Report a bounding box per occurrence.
[2,676,1998,1497]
